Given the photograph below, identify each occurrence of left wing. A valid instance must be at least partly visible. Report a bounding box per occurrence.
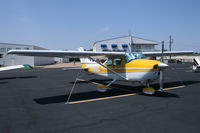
[0,64,32,72]
[8,50,125,58]
[8,49,193,58]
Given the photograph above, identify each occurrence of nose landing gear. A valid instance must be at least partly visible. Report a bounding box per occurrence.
[141,80,156,95]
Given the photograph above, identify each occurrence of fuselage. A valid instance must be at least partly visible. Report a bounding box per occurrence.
[82,58,161,82]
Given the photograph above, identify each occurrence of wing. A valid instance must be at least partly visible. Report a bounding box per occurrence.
[142,51,193,57]
[8,50,125,58]
[0,64,32,72]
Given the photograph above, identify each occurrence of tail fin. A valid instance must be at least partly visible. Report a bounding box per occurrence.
[78,47,95,68]
[193,57,200,66]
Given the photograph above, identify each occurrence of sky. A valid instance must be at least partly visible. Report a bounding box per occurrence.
[0,0,200,52]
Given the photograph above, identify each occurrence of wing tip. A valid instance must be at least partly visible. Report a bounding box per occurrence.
[23,64,33,69]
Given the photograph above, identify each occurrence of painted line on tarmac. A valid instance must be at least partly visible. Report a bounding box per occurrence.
[67,93,137,104]
[163,85,185,91]
[66,78,185,104]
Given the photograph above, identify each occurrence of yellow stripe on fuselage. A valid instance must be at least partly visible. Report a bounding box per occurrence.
[84,59,160,73]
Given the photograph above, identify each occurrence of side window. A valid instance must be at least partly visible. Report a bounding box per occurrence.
[105,59,112,66]
[113,58,122,66]
[0,48,6,52]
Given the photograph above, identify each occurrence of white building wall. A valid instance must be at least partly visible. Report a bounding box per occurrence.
[54,57,69,63]
[132,44,155,52]
[0,43,54,66]
[34,56,55,66]
[0,43,34,66]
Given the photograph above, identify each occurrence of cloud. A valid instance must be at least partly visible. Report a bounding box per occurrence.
[102,27,110,32]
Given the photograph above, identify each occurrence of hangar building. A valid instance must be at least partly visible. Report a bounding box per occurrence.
[0,43,55,66]
[93,35,159,52]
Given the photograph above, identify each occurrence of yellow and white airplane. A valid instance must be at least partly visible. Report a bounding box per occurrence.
[8,48,193,94]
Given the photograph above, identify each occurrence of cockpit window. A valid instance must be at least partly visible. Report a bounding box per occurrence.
[105,59,112,66]
[125,52,146,63]
[105,58,123,66]
[113,58,122,65]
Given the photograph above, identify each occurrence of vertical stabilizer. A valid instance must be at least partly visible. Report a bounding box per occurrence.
[193,57,200,66]
[78,47,95,68]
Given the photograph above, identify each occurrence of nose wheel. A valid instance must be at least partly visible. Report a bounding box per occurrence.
[142,87,155,95]
[142,81,156,95]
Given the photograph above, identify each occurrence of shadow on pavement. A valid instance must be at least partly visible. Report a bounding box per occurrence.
[0,76,37,80]
[0,81,8,84]
[34,80,200,105]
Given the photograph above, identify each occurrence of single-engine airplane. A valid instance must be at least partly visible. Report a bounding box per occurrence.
[8,48,193,95]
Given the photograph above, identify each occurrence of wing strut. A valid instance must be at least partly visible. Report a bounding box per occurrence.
[88,56,128,80]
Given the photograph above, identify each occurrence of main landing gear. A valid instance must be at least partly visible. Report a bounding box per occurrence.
[96,79,116,92]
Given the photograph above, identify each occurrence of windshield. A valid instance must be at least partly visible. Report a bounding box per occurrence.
[125,52,146,63]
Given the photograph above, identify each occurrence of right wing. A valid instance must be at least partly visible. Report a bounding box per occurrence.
[142,51,193,57]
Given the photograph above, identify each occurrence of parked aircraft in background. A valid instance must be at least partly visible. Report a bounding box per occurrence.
[193,57,200,71]
[0,64,32,72]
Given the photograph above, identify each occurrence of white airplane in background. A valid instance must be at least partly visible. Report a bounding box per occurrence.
[193,57,200,71]
[0,64,32,72]
[8,48,193,95]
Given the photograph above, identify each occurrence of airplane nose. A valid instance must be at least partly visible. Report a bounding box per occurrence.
[158,62,168,69]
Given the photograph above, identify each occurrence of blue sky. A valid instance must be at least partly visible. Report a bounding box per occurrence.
[0,0,200,52]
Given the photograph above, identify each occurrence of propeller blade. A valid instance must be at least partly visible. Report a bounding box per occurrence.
[159,70,163,91]
[160,41,165,91]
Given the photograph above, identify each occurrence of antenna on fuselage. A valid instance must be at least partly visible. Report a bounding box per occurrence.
[128,30,133,52]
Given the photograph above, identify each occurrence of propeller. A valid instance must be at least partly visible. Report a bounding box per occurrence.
[159,41,168,92]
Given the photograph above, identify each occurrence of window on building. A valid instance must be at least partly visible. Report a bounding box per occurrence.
[145,46,152,49]
[101,44,107,48]
[25,48,30,50]
[16,47,21,50]
[136,45,141,49]
[122,44,128,48]
[7,48,12,52]
[111,44,117,48]
[0,48,6,52]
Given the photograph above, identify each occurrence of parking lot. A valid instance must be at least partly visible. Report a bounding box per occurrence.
[0,64,200,133]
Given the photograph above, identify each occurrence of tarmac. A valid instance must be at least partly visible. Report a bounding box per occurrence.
[0,64,200,133]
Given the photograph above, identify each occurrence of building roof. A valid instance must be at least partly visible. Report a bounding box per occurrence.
[0,43,47,50]
[93,35,159,46]
[0,42,35,47]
